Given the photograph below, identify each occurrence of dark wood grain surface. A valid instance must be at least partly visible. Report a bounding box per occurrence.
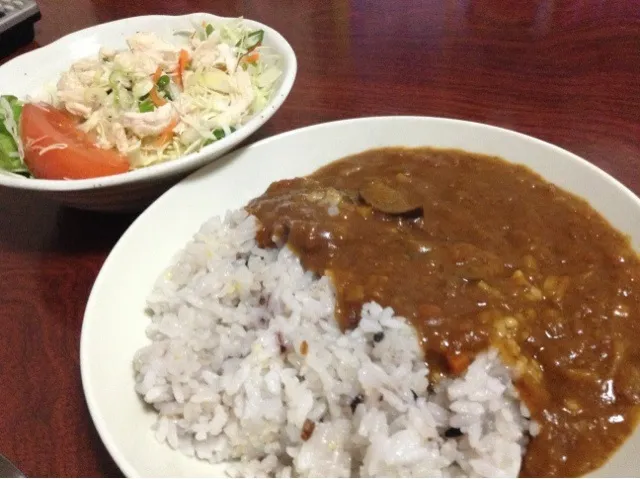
[0,0,639,476]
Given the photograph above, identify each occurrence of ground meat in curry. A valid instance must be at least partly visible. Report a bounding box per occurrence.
[246,147,640,478]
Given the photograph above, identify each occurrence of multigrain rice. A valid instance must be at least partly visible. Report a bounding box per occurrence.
[133,209,535,477]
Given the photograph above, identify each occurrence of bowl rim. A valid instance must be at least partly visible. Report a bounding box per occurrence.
[81,114,640,478]
[0,12,297,192]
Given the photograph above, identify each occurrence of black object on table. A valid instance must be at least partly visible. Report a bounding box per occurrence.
[0,0,40,58]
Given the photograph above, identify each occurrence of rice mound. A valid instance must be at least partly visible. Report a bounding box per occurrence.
[133,209,533,477]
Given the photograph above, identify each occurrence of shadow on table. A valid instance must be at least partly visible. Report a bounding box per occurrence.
[0,186,139,254]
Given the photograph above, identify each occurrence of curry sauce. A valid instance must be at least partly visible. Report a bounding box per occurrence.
[247,147,640,477]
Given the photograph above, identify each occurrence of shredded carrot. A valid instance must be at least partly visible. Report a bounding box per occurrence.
[175,49,190,90]
[446,352,471,375]
[152,66,163,83]
[150,67,167,107]
[154,118,178,147]
[150,88,167,107]
[241,52,260,65]
[149,88,166,107]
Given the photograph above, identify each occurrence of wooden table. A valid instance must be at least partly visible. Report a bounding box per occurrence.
[1,0,638,476]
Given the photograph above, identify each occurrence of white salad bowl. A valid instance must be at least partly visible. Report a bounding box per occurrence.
[0,13,297,211]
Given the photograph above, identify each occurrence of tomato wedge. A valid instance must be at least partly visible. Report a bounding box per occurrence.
[20,103,130,180]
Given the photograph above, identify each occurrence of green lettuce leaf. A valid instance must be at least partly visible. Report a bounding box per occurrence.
[0,95,30,175]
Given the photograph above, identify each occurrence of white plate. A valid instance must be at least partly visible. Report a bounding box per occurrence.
[80,116,640,477]
[0,13,296,211]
